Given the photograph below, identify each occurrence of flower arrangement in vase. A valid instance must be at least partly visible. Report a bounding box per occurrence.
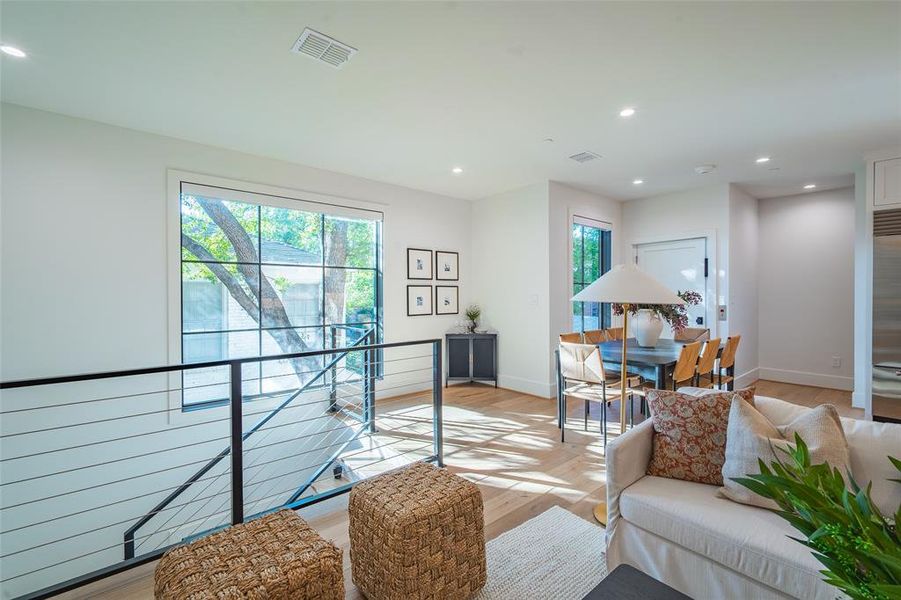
[612,290,702,347]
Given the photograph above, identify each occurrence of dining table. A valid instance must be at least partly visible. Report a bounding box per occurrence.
[596,338,731,390]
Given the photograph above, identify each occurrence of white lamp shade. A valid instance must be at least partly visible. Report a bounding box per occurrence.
[572,263,685,304]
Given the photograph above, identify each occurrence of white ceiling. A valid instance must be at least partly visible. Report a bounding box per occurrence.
[1,1,899,201]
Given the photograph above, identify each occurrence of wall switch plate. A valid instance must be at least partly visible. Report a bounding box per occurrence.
[832,356,842,368]
[718,305,727,321]
[528,294,539,307]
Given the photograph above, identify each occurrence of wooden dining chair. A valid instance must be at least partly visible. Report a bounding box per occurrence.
[669,341,703,390]
[604,327,624,341]
[582,329,606,344]
[558,342,640,450]
[713,335,741,390]
[674,327,710,342]
[559,332,583,343]
[694,338,721,388]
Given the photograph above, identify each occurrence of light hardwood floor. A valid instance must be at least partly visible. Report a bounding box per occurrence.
[56,380,856,600]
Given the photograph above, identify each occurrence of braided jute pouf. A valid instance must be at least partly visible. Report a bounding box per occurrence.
[349,461,487,600]
[154,509,343,600]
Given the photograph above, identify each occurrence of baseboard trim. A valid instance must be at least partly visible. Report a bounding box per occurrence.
[497,373,555,399]
[757,367,854,391]
[735,368,759,389]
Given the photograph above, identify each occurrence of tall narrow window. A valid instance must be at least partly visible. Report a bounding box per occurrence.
[572,218,611,332]
[179,181,382,409]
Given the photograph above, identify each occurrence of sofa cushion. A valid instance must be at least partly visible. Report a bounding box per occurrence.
[754,395,901,516]
[646,387,756,485]
[720,399,852,509]
[620,475,830,600]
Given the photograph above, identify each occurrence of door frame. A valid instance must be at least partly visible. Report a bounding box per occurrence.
[630,230,719,339]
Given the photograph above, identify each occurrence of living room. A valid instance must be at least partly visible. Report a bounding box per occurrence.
[1,2,899,600]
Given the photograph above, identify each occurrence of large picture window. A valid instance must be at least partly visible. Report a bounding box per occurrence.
[572,218,612,332]
[178,180,382,409]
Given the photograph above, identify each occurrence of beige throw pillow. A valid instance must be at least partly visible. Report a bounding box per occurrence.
[720,398,851,509]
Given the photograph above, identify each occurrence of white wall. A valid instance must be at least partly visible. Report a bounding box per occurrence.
[469,181,623,398]
[622,184,730,336]
[0,103,472,380]
[758,187,855,390]
[471,182,551,397]
[0,104,473,596]
[621,183,762,385]
[728,184,759,386]
[853,164,871,410]
[548,181,622,389]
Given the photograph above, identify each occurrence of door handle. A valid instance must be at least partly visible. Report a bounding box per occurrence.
[696,317,704,325]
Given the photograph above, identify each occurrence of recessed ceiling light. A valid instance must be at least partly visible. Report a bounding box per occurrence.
[619,107,636,117]
[633,179,644,185]
[755,156,770,164]
[804,184,816,189]
[452,167,463,175]
[1,45,26,58]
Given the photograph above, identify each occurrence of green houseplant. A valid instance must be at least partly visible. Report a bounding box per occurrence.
[465,304,482,333]
[733,435,901,600]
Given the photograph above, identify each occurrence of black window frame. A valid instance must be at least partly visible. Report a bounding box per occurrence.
[179,181,383,411]
[572,221,612,333]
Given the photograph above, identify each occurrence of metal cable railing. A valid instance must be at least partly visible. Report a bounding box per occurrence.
[0,333,443,600]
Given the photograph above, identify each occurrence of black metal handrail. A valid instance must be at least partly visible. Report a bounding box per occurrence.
[120,327,376,559]
[0,335,443,600]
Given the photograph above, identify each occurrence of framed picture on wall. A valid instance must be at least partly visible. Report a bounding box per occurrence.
[407,285,433,316]
[407,248,433,280]
[435,285,459,315]
[435,251,459,281]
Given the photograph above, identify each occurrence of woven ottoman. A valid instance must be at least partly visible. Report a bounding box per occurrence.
[154,509,343,600]
[349,462,487,600]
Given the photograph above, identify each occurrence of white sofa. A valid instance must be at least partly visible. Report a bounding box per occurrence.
[605,395,901,600]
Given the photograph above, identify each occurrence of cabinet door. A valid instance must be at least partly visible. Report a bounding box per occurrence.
[875,158,901,207]
[472,337,496,379]
[447,338,471,379]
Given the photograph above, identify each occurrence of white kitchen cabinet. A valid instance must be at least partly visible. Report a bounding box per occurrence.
[874,157,901,208]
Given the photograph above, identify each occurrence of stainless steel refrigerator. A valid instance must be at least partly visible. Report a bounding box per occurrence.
[873,209,901,422]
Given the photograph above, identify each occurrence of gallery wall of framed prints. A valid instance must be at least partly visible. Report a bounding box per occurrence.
[406,247,459,316]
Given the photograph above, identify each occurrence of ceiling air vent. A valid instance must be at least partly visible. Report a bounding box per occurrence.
[291,28,357,69]
[569,151,602,164]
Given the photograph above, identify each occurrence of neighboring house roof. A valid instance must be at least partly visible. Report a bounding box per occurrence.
[261,240,320,265]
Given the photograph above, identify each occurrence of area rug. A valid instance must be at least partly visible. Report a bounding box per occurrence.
[475,505,607,599]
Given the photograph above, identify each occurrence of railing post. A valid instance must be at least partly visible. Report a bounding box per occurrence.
[366,329,377,433]
[229,361,244,526]
[432,340,444,467]
[328,325,338,412]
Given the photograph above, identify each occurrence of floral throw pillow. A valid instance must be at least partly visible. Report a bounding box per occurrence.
[645,388,756,486]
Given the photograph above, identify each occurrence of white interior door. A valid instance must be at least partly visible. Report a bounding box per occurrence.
[633,238,708,339]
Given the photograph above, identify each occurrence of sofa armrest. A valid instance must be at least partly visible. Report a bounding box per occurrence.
[605,418,654,537]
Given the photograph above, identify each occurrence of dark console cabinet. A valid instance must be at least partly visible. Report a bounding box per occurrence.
[445,333,497,387]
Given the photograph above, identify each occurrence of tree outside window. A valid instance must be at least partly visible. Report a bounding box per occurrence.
[572,221,611,332]
[180,186,381,408]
